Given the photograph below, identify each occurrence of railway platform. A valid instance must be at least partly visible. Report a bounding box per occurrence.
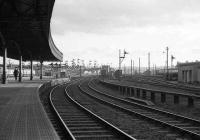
[106,79,194,95]
[0,79,59,140]
[101,79,200,108]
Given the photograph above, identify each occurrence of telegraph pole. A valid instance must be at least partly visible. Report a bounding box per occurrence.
[119,49,121,70]
[131,59,133,77]
[139,57,140,74]
[148,52,150,75]
[124,64,126,76]
[171,56,173,68]
[133,60,134,75]
[153,64,155,75]
[166,47,169,80]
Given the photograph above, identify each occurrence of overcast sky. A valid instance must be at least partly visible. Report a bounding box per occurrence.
[51,0,200,68]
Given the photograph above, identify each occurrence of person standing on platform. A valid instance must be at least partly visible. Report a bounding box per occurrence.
[13,68,19,80]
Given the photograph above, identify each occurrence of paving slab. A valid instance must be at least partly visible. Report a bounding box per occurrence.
[0,80,59,140]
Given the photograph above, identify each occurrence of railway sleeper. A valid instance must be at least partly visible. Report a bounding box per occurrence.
[165,133,180,138]
[67,123,101,127]
[190,130,200,134]
[142,114,160,118]
[155,117,178,122]
[72,130,112,135]
[75,134,116,140]
[157,130,180,139]
[69,126,104,131]
[60,114,88,117]
[86,81,200,139]
[64,118,92,121]
[156,130,171,134]
[165,120,182,124]
[66,121,98,125]
[66,120,94,123]
[174,123,193,127]
[181,126,200,130]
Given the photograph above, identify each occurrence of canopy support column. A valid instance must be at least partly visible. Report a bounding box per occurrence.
[30,60,33,80]
[40,61,43,80]
[2,47,7,84]
[19,56,22,82]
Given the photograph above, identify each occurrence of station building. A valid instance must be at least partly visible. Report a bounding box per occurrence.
[177,62,200,83]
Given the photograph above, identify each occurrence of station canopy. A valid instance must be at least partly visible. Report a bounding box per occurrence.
[0,0,63,61]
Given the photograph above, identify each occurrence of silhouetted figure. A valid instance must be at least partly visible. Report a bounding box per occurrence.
[13,68,19,80]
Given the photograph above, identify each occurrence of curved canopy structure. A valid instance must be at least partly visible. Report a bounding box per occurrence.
[0,0,63,61]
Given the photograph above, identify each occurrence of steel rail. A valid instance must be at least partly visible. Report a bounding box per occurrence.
[78,80,200,140]
[65,80,136,140]
[49,84,76,140]
[89,80,200,124]
[49,79,136,140]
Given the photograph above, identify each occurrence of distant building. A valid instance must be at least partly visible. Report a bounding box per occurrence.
[0,64,35,77]
[177,62,200,83]
[101,65,110,74]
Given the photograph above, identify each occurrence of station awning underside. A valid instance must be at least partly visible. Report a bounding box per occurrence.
[0,0,63,61]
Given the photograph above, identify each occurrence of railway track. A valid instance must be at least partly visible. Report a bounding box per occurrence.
[49,80,136,140]
[78,79,200,140]
[39,84,70,140]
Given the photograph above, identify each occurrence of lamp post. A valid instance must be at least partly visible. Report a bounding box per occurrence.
[166,47,169,80]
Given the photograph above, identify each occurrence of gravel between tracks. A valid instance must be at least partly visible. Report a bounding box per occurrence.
[68,81,178,140]
[94,79,200,121]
